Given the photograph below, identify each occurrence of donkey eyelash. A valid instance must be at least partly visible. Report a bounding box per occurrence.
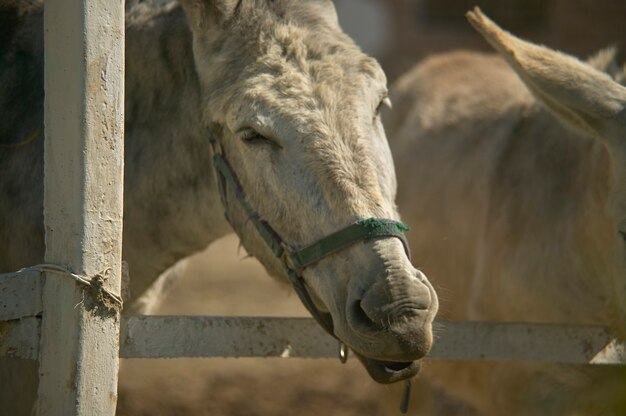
[238,129,281,147]
[240,130,268,143]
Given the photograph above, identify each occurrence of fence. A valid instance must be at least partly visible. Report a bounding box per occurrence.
[0,1,625,415]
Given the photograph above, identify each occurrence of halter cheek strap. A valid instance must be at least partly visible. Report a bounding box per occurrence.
[209,134,417,412]
[208,135,411,338]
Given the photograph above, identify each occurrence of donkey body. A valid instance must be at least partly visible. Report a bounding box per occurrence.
[388,9,626,415]
[1,1,438,413]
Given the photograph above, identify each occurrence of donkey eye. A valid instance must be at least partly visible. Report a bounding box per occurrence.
[239,130,273,145]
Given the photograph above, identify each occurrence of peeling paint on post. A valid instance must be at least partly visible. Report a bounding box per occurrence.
[37,0,124,414]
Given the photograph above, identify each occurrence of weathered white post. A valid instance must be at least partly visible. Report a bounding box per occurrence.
[37,0,124,414]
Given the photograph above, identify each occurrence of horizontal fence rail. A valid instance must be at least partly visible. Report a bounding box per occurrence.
[0,317,40,360]
[121,315,336,359]
[120,316,626,364]
[2,269,624,365]
[0,270,43,321]
[5,315,623,364]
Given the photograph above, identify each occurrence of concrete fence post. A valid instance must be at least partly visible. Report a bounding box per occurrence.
[37,0,124,414]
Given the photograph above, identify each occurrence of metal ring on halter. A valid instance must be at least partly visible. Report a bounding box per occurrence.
[338,342,349,364]
[279,241,297,271]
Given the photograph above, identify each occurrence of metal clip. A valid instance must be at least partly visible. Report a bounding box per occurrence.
[280,242,296,271]
[214,141,224,156]
[208,136,224,157]
[338,342,349,364]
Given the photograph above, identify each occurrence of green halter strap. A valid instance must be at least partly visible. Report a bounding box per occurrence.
[209,135,411,337]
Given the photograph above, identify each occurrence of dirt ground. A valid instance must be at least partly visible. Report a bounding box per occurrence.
[116,235,470,416]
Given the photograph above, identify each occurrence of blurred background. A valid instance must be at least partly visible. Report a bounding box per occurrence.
[335,0,626,81]
[116,1,626,415]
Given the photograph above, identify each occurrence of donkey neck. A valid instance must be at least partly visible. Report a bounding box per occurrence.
[122,3,231,298]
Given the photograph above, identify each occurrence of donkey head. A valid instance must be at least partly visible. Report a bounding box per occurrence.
[179,0,438,382]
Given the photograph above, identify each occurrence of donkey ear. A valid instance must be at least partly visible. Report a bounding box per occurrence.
[179,0,240,32]
[466,7,626,143]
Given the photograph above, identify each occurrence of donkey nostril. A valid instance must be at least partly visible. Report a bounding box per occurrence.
[358,280,432,323]
[351,299,383,329]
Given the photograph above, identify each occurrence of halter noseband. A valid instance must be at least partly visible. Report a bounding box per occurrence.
[208,134,411,339]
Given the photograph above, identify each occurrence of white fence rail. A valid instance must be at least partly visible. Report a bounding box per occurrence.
[121,316,626,365]
[3,314,625,365]
[2,268,625,365]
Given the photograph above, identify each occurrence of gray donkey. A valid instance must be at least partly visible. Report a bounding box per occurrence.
[387,8,626,416]
[0,0,438,413]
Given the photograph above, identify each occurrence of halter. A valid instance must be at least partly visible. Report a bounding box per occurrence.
[208,132,416,413]
[208,133,411,338]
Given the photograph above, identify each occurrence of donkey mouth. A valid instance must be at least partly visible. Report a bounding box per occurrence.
[355,354,421,384]
[315,309,422,383]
